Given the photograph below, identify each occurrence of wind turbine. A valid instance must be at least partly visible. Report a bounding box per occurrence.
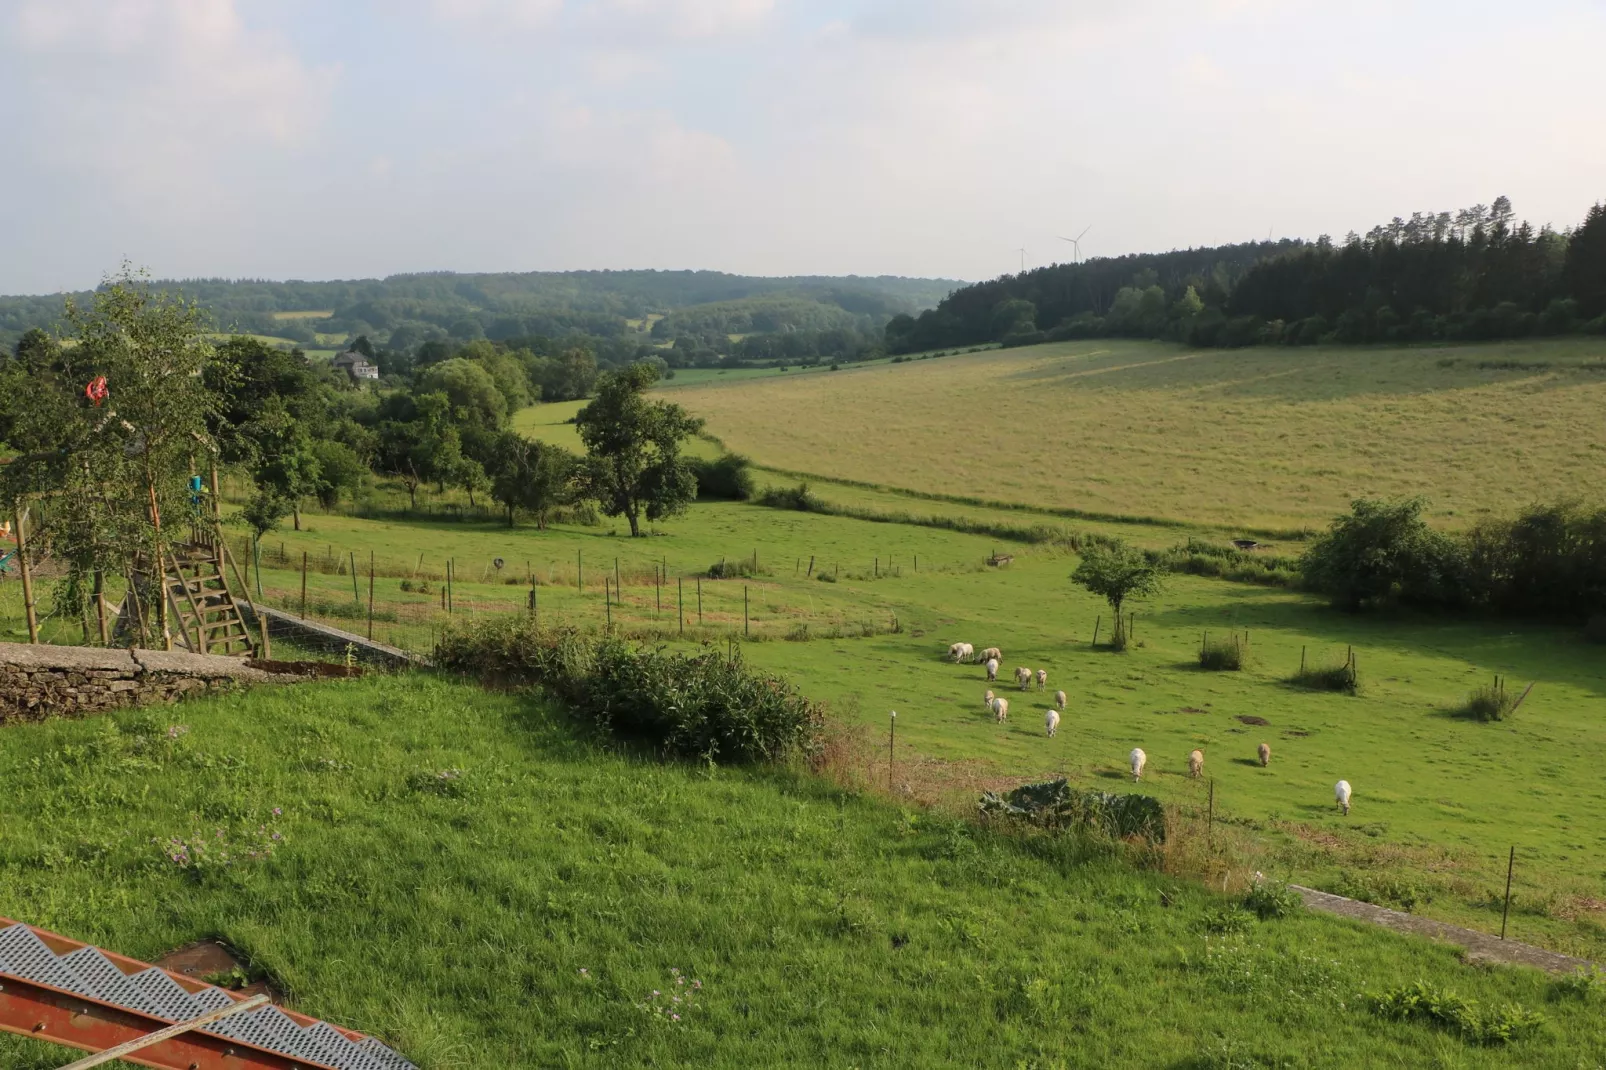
[1058,226,1092,263]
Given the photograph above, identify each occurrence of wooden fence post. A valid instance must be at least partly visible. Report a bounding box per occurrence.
[697,576,703,624]
[1501,846,1516,939]
[1091,616,1100,648]
[679,577,684,635]
[300,552,308,619]
[14,504,37,644]
[367,550,375,640]
[349,552,360,604]
[744,585,750,636]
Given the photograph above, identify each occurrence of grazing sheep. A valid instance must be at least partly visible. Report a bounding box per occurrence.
[1053,689,1067,711]
[985,658,1000,681]
[1258,742,1271,767]
[1335,780,1352,816]
[991,696,1010,723]
[1188,749,1204,778]
[1015,667,1032,691]
[1045,708,1061,737]
[961,643,977,662]
[1129,747,1147,782]
[981,647,1002,663]
[983,689,995,712]
[948,642,966,661]
[1035,669,1047,690]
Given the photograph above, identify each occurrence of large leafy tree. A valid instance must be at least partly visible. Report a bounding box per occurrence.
[574,363,701,537]
[0,271,219,644]
[488,432,577,528]
[1300,497,1461,611]
[1071,541,1164,648]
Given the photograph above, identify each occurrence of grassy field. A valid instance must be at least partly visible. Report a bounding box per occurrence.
[269,310,335,321]
[663,338,1606,531]
[2,674,1602,1068]
[9,478,1600,961]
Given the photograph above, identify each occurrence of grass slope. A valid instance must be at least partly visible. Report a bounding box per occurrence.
[664,338,1606,530]
[7,489,1604,959]
[2,675,1601,1067]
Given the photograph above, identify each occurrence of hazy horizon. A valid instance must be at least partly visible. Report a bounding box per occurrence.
[1,0,1602,295]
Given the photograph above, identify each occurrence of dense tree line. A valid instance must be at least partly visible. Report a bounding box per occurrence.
[0,270,956,356]
[888,197,1606,352]
[1302,497,1606,626]
[0,282,707,546]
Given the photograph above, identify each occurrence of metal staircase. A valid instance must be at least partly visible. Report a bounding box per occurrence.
[0,918,414,1070]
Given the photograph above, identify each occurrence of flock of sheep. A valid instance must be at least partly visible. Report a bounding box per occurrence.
[949,641,1356,816]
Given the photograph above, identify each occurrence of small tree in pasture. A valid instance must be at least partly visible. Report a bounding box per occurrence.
[575,363,702,537]
[1071,542,1163,648]
[489,433,577,528]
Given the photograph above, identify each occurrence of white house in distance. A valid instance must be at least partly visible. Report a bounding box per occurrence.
[332,349,380,381]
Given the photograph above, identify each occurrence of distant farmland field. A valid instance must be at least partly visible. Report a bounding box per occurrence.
[665,338,1606,530]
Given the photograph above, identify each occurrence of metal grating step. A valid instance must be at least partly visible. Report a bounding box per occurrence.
[0,923,415,1070]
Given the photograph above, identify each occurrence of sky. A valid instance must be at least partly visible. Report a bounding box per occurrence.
[0,0,1602,294]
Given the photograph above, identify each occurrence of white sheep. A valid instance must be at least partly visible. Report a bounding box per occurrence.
[1129,747,1147,782]
[1188,749,1204,779]
[1015,667,1032,691]
[1335,780,1352,816]
[948,642,966,661]
[983,688,995,712]
[1045,708,1060,737]
[981,647,1002,663]
[985,658,1000,681]
[991,696,1010,723]
[960,642,976,662]
[1053,689,1067,711]
[1257,742,1271,767]
[1035,668,1047,690]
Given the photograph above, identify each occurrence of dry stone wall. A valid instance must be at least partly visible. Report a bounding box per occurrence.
[0,643,301,726]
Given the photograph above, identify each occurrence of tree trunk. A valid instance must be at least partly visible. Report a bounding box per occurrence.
[467,486,476,508]
[627,510,641,537]
[407,483,417,509]
[293,505,301,531]
[506,505,514,527]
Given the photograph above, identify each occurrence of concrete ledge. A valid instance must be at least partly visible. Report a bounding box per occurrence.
[244,604,428,670]
[1293,885,1595,974]
[0,646,139,673]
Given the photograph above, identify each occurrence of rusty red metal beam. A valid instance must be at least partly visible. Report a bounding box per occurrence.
[0,918,373,1070]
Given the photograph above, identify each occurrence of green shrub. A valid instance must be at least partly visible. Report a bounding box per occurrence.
[1243,879,1303,920]
[706,556,767,579]
[1198,636,1244,671]
[1551,967,1605,1002]
[756,482,823,511]
[1369,981,1546,1045]
[1459,682,1516,722]
[814,571,837,583]
[1289,661,1357,694]
[690,454,755,501]
[1329,871,1426,912]
[434,619,822,765]
[979,779,1166,842]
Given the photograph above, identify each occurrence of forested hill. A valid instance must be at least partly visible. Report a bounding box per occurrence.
[0,269,961,354]
[889,197,1606,352]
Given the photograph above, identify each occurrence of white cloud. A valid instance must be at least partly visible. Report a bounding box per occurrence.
[591,0,774,39]
[429,0,564,30]
[8,0,334,167]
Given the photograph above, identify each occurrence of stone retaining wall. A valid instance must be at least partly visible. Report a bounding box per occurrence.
[244,605,426,670]
[0,643,303,726]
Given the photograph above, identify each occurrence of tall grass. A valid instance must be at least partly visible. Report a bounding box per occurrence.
[1459,681,1517,722]
[1198,633,1245,671]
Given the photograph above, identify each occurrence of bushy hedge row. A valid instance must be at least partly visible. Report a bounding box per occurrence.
[1303,498,1606,620]
[690,453,755,500]
[434,620,822,764]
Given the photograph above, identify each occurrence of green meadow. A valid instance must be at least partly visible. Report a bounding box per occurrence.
[4,337,1605,1065]
[3,675,1603,1068]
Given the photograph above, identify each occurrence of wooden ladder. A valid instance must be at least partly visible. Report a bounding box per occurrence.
[164,544,257,656]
